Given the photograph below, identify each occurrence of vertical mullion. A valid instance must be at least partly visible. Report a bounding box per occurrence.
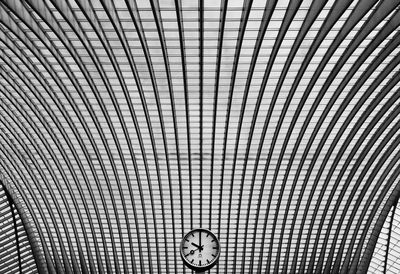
[199,0,203,229]
[385,198,398,273]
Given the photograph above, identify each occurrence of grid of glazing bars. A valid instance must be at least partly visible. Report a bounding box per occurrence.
[0,0,400,273]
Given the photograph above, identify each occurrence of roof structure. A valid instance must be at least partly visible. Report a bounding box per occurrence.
[0,0,400,273]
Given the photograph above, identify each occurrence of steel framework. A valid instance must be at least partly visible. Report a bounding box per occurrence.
[0,0,400,273]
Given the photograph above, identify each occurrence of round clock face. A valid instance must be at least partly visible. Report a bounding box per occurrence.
[180,228,220,271]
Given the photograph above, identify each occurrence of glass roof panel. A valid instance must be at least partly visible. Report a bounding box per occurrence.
[1,0,400,273]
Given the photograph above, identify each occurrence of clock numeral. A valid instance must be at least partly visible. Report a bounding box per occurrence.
[212,254,216,257]
[199,260,201,266]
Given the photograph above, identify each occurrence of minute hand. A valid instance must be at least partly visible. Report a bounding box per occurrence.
[199,231,202,252]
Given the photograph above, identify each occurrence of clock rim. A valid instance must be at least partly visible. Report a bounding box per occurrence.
[180,228,221,272]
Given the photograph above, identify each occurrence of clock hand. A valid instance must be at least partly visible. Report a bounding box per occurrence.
[191,242,201,249]
[199,231,202,252]
[185,250,194,257]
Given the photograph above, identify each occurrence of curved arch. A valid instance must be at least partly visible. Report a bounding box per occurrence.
[0,0,400,273]
[0,175,46,273]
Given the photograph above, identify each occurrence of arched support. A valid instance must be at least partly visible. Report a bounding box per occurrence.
[357,181,400,273]
[0,175,47,273]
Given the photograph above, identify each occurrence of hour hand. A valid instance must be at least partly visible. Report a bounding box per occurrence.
[191,242,203,251]
[191,242,201,249]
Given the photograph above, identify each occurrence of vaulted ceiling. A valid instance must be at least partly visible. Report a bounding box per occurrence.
[1,0,400,273]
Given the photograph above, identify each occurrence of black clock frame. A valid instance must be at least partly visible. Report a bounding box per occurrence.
[180,228,221,272]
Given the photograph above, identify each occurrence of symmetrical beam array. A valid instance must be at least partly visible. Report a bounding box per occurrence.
[1,0,400,273]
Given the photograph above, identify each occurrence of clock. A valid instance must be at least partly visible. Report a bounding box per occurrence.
[180,228,220,272]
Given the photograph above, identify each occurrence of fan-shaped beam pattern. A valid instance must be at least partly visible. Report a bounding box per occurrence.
[1,0,400,273]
